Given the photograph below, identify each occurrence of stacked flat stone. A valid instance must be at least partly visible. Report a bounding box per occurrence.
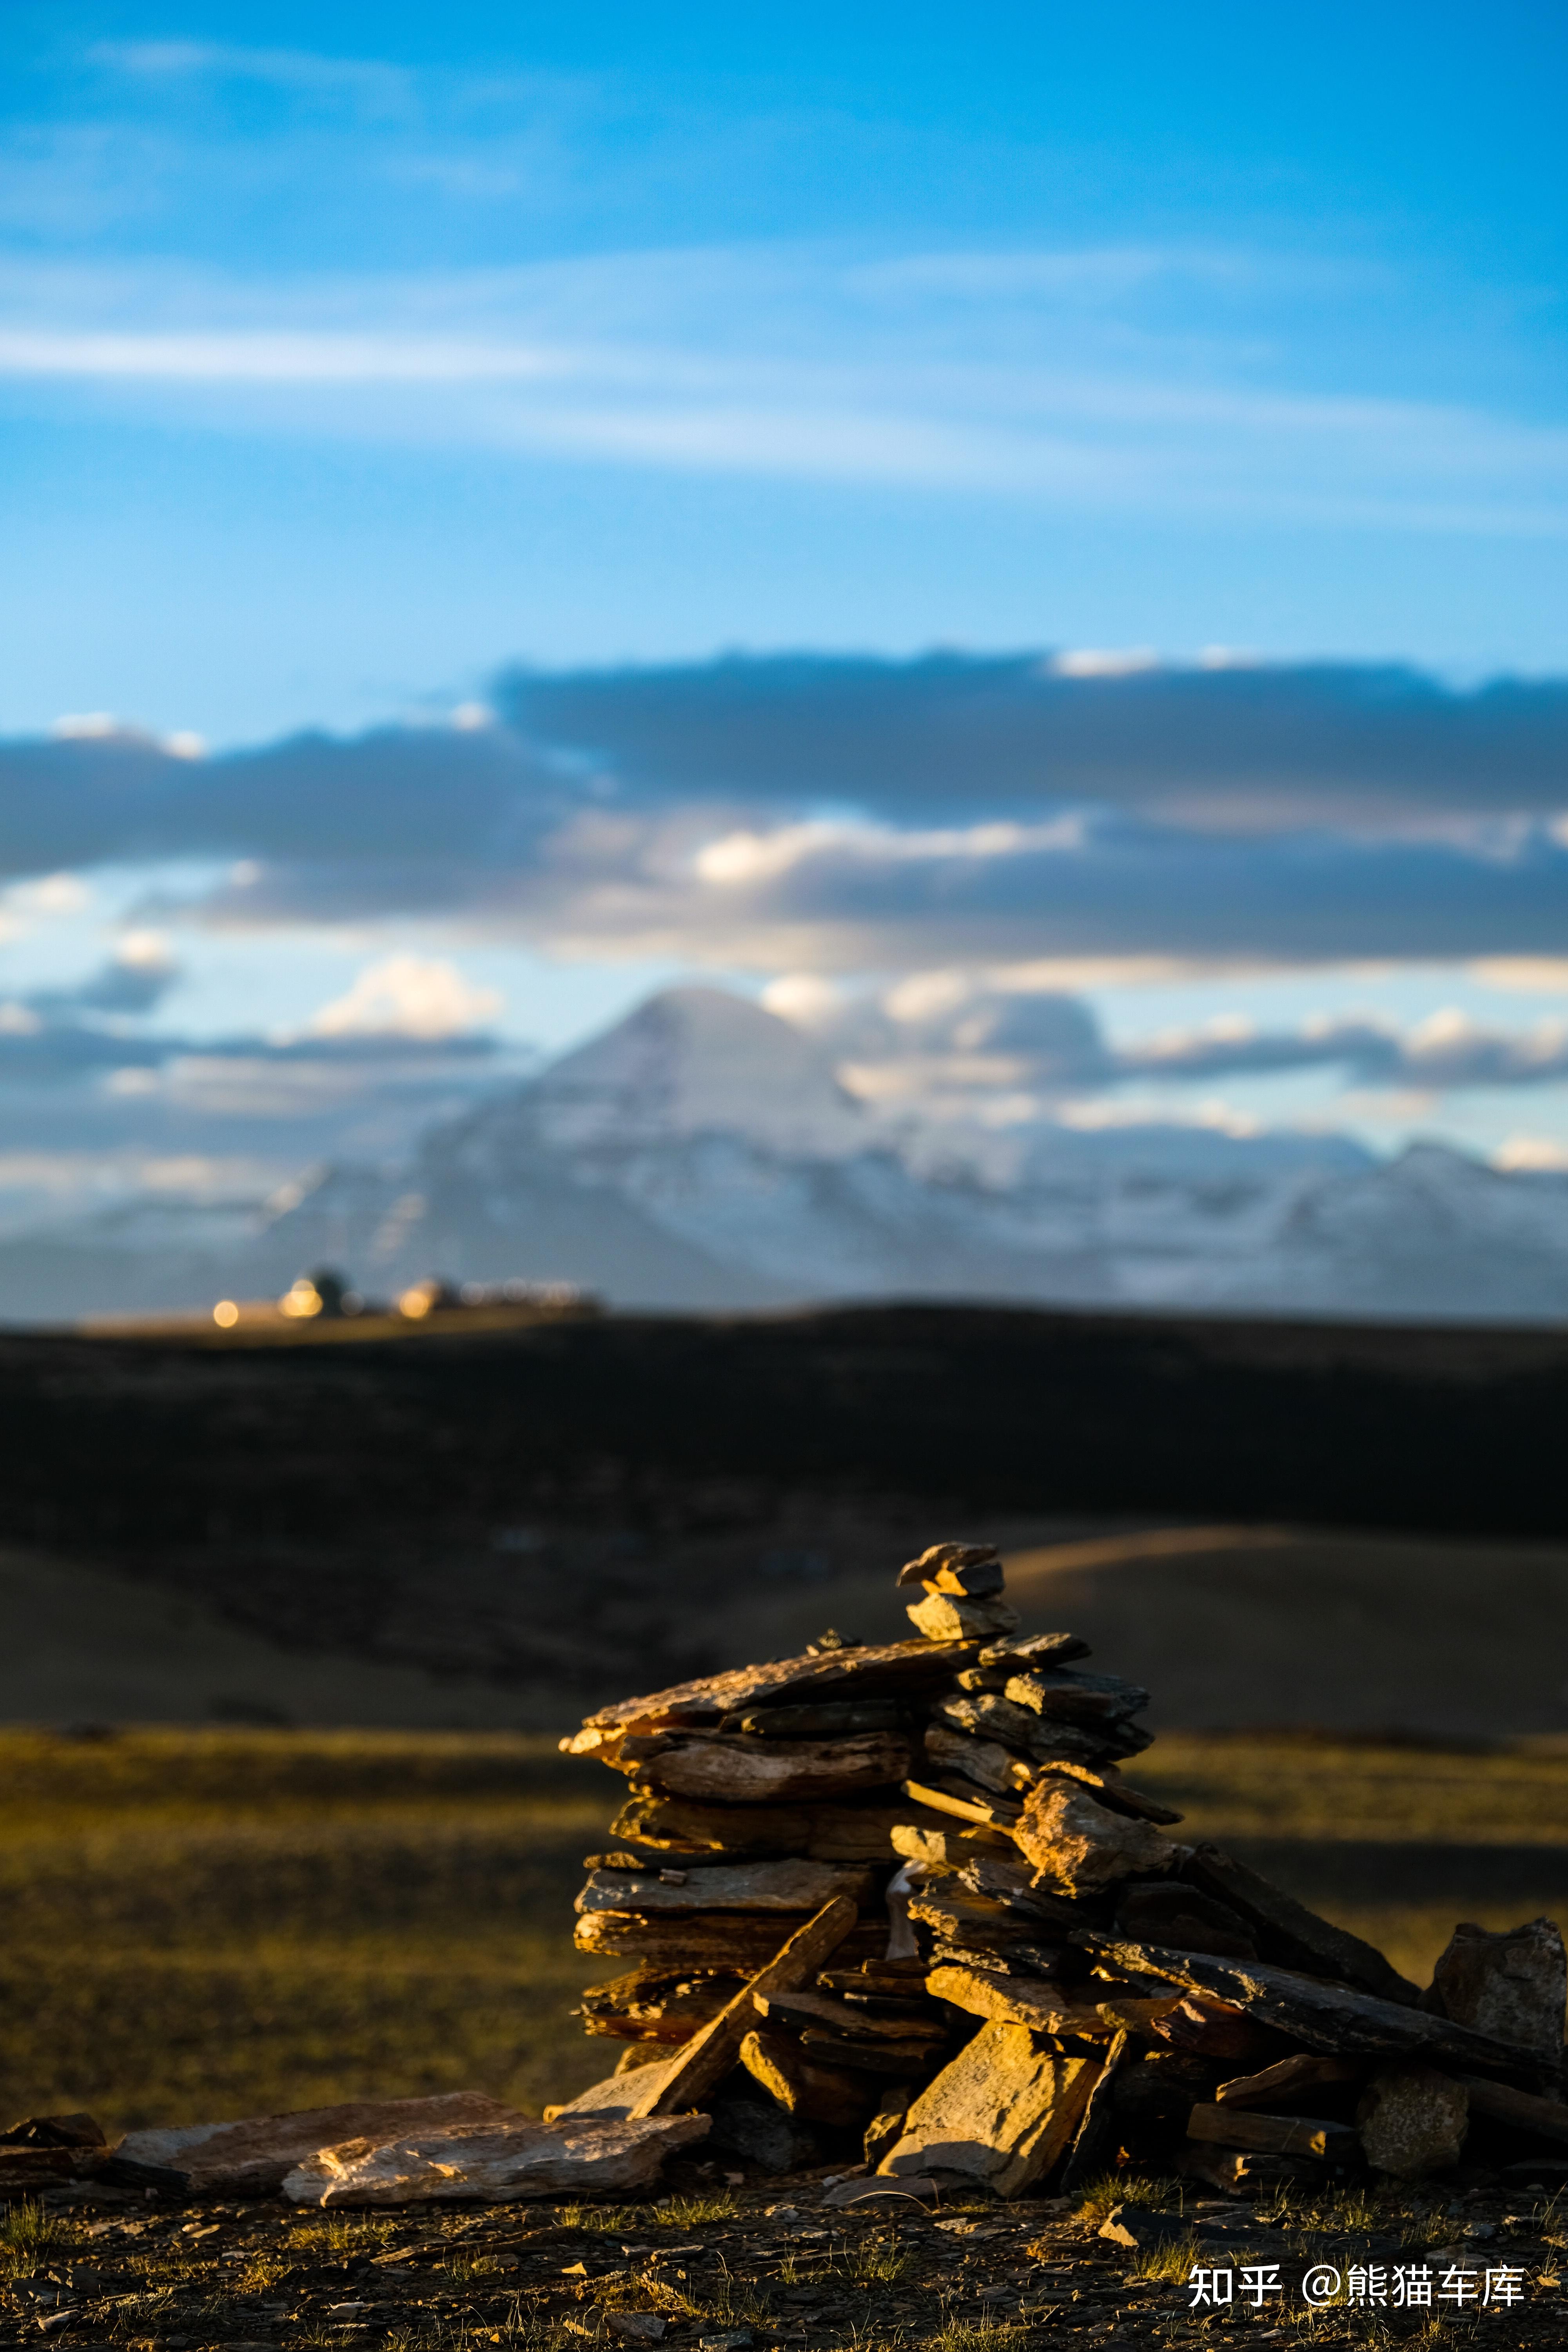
[558,1540,1568,2197]
[555,1583,998,2165]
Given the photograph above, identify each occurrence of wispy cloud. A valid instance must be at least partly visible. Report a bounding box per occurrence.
[0,241,1563,532]
[88,41,419,120]
[0,325,569,383]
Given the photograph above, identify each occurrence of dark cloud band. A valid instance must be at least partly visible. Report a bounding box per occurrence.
[4,654,1568,967]
[500,653,1568,822]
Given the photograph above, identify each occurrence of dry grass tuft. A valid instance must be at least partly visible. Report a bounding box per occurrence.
[555,2205,644,2234]
[287,2212,400,2255]
[0,2198,61,2261]
[1071,2172,1184,2224]
[653,2192,742,2227]
[930,2322,1033,2352]
[1124,2233,1204,2285]
[849,2234,922,2286]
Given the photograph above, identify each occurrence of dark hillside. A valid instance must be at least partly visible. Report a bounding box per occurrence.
[2,1298,1564,1553]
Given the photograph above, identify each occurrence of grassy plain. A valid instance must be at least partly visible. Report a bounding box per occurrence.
[0,1730,610,2134]
[1,1727,1565,2137]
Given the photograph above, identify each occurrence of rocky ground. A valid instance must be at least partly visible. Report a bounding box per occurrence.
[6,2162,1568,2352]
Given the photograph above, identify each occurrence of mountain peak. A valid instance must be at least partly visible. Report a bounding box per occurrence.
[517,985,868,1156]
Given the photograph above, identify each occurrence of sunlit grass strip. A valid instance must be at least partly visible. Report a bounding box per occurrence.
[1070,2172,1187,2224]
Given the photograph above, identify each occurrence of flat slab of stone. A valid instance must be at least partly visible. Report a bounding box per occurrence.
[1459,2073,1568,2143]
[615,1733,913,1805]
[574,1910,886,1969]
[909,1888,1055,1957]
[109,2091,515,2195]
[575,1860,873,1914]
[920,1725,1037,1798]
[570,1641,983,1738]
[1184,1844,1419,2007]
[754,1989,944,2043]
[1004,1666,1150,1725]
[930,1692,1128,1768]
[283,2111,710,2205]
[545,2059,683,2121]
[901,1774,1023,1830]
[1116,1881,1256,1957]
[878,2019,1098,2196]
[735,1700,906,1737]
[1188,2101,1360,2162]
[611,1789,955,1863]
[1217,2053,1368,2107]
[1092,1938,1541,2082]
[978,1631,1091,1668]
[925,1962,1126,2038]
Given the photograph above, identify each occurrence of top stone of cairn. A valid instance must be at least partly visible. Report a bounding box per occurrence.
[898,1540,1020,1640]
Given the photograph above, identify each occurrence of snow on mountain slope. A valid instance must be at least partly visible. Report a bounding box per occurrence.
[1189,1142,1568,1320]
[514,986,867,1157]
[248,989,1568,1323]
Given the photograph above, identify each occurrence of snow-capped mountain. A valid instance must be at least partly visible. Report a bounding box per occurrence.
[8,984,1568,1324]
[252,987,1568,1324]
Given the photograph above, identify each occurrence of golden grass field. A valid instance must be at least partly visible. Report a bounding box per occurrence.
[2,1726,1565,2139]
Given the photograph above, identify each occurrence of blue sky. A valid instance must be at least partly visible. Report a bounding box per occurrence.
[2,2,1568,1227]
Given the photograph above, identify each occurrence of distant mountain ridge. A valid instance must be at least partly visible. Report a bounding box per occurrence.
[5,984,1568,1324]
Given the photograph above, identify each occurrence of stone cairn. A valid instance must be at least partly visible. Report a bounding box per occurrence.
[556,1540,1568,2198]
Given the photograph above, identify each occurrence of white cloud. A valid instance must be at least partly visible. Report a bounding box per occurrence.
[1495,1135,1568,1171]
[884,970,976,1025]
[760,973,845,1029]
[114,928,176,971]
[1471,958,1568,993]
[303,953,503,1040]
[693,813,1085,887]
[1049,648,1160,678]
[4,873,92,916]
